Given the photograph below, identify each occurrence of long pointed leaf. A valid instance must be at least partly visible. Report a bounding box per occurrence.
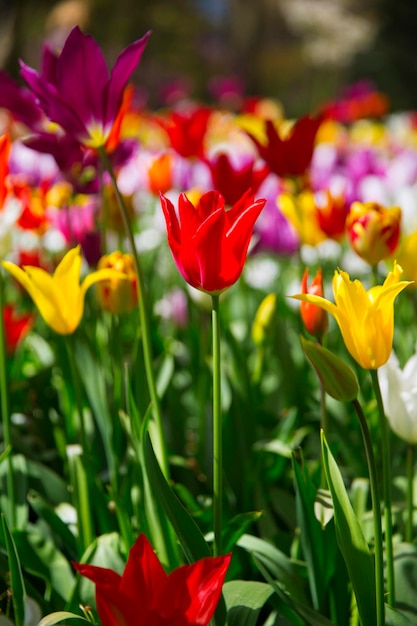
[144,433,211,562]
[1,515,26,626]
[321,432,376,626]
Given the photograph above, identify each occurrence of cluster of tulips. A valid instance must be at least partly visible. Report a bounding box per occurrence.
[1,24,417,626]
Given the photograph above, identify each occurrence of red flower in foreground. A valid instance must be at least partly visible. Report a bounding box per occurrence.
[160,189,266,294]
[300,268,328,340]
[4,305,34,355]
[73,534,231,626]
[247,113,324,178]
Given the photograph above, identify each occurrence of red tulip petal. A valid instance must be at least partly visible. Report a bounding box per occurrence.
[164,554,231,625]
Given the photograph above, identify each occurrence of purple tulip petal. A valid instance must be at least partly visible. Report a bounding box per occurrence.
[56,26,109,129]
[20,61,89,140]
[40,45,58,85]
[0,71,44,130]
[105,31,151,127]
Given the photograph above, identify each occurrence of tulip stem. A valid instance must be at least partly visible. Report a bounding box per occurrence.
[211,294,223,556]
[406,444,414,543]
[98,147,169,479]
[64,336,87,448]
[371,368,395,607]
[0,269,15,528]
[352,398,385,626]
[64,337,94,552]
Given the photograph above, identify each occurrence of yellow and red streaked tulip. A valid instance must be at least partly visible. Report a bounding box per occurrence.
[292,261,412,369]
[74,533,231,626]
[2,246,122,335]
[96,251,137,314]
[160,189,266,294]
[346,201,401,266]
[300,268,328,340]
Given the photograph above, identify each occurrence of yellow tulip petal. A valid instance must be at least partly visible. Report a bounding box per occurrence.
[81,268,128,296]
[291,292,338,318]
[53,246,84,316]
[2,262,72,334]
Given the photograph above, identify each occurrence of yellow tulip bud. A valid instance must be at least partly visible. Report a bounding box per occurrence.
[96,251,138,314]
[252,293,276,346]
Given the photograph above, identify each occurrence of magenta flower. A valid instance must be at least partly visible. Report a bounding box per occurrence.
[20,26,151,149]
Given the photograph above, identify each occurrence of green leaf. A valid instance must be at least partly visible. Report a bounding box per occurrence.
[73,340,116,478]
[237,534,309,606]
[254,557,336,626]
[292,452,327,611]
[144,433,211,563]
[222,511,263,554]
[321,432,376,626]
[1,515,26,626]
[0,455,28,530]
[38,611,90,626]
[392,542,417,623]
[223,580,274,626]
[13,528,75,605]
[300,336,359,401]
[27,490,77,560]
[385,605,416,626]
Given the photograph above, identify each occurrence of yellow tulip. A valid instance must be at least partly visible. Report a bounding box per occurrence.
[2,246,122,335]
[292,261,412,369]
[278,190,326,247]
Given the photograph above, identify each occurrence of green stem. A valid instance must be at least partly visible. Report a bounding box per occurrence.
[352,398,385,626]
[64,337,87,449]
[0,269,15,528]
[211,294,222,556]
[406,444,414,543]
[98,147,168,478]
[371,368,395,607]
[64,336,94,552]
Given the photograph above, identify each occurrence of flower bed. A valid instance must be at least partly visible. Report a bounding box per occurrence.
[0,26,416,626]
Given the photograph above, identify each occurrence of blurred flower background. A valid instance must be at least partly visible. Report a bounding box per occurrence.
[2,0,417,113]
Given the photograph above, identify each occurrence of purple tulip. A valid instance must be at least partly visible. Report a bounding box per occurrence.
[20,26,151,149]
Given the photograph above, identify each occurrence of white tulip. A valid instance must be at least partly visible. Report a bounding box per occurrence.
[378,347,417,443]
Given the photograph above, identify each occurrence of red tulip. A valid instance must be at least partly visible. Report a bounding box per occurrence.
[246,113,324,178]
[206,153,269,206]
[159,107,212,159]
[0,134,11,207]
[316,190,349,240]
[160,189,266,294]
[4,305,34,355]
[73,533,231,626]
